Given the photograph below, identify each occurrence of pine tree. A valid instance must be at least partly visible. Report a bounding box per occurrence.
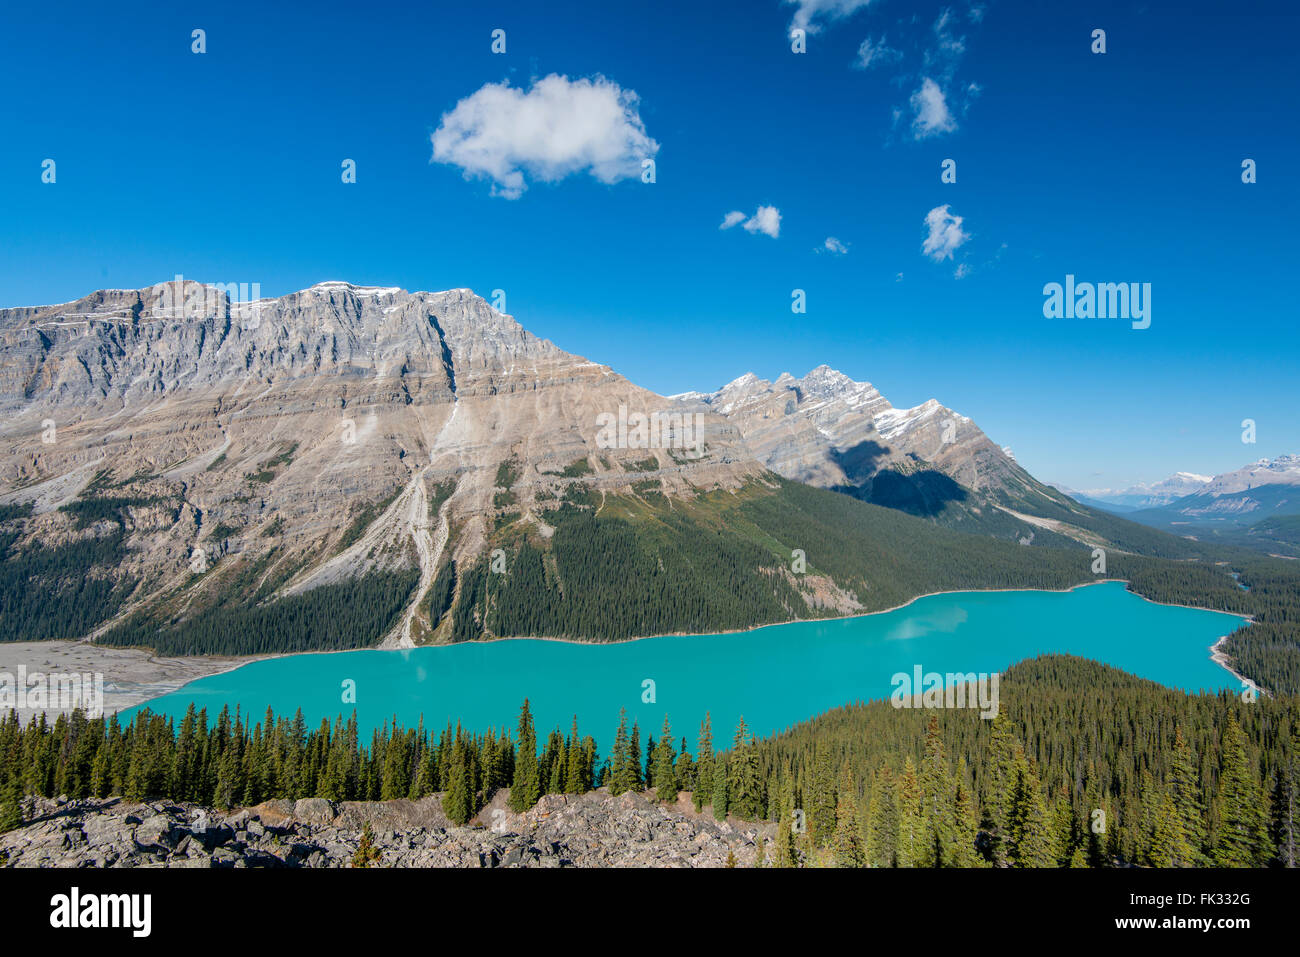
[952,758,985,867]
[693,713,713,812]
[727,717,763,820]
[896,758,922,867]
[441,737,475,826]
[866,766,898,868]
[564,718,586,794]
[831,760,865,867]
[1049,789,1076,866]
[610,710,639,796]
[629,723,643,790]
[1149,792,1194,868]
[1268,724,1299,868]
[1166,725,1207,865]
[380,724,409,800]
[544,730,566,795]
[1212,712,1266,867]
[352,822,383,868]
[1005,747,1054,868]
[918,715,955,866]
[984,712,1019,864]
[89,742,111,799]
[653,716,677,803]
[0,774,23,832]
[674,738,695,794]
[508,700,541,812]
[807,745,837,847]
[711,756,729,821]
[773,812,798,868]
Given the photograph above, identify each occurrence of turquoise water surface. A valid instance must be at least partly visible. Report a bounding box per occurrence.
[123,582,1249,751]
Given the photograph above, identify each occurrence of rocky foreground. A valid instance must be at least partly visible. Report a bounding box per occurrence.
[0,789,772,868]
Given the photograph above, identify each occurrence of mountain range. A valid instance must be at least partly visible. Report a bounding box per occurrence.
[1054,456,1300,556]
[0,281,1260,654]
[1061,472,1215,511]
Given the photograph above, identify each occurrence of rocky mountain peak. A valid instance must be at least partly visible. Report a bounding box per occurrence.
[0,281,762,649]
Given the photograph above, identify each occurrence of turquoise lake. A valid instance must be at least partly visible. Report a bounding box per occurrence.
[123,582,1249,752]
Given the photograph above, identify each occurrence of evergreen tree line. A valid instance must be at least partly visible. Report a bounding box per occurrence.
[97,571,420,656]
[0,530,137,643]
[2,656,1297,868]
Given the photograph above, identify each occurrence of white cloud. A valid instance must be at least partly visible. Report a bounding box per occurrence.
[721,206,781,239]
[909,77,956,138]
[954,262,970,279]
[854,35,902,70]
[743,206,782,239]
[926,7,968,79]
[786,0,875,35]
[430,74,658,199]
[922,205,969,261]
[821,236,849,254]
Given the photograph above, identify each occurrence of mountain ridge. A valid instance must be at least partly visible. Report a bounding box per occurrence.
[0,281,1266,655]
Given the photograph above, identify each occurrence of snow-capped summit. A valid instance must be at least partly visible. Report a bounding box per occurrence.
[682,366,1017,498]
[1199,455,1300,496]
[1079,471,1213,509]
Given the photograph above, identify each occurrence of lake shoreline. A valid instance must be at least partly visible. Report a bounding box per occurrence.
[117,580,1253,750]
[0,579,1254,722]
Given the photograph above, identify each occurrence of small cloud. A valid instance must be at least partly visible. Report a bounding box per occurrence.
[744,205,782,238]
[895,272,904,282]
[820,236,850,255]
[909,77,956,139]
[926,7,968,80]
[969,4,987,23]
[922,204,969,261]
[786,0,875,35]
[854,35,902,70]
[722,205,782,239]
[430,74,658,199]
[954,262,970,279]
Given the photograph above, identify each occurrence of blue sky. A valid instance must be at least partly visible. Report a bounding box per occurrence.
[0,0,1295,490]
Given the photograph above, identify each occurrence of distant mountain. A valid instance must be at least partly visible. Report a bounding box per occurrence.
[676,366,1192,557]
[1071,472,1213,511]
[675,365,1040,512]
[1048,483,1138,513]
[1194,455,1300,497]
[1116,455,1300,554]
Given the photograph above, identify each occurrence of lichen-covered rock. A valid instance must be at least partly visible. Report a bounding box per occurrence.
[0,790,771,868]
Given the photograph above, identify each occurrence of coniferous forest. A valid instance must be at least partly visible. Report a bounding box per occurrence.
[3,656,1296,868]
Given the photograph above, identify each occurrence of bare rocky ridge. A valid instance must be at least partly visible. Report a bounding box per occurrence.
[0,281,760,646]
[675,364,1030,499]
[0,790,769,868]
